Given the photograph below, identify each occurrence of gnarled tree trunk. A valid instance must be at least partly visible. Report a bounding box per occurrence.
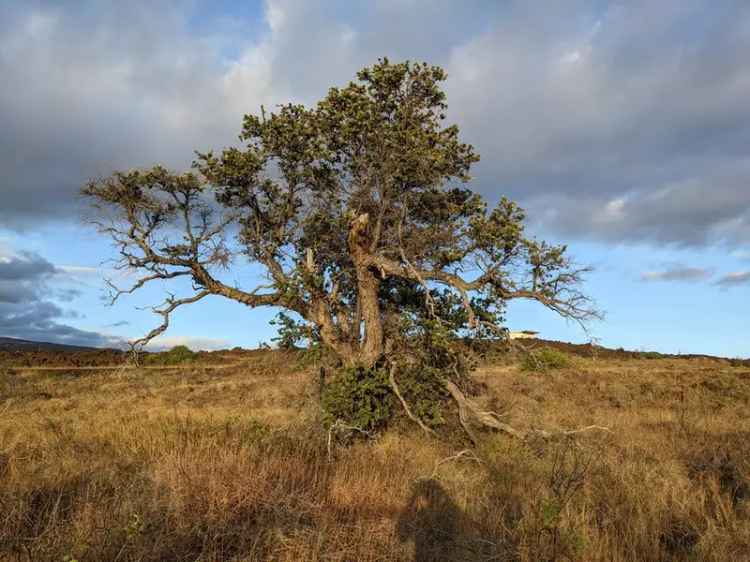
[348,213,384,368]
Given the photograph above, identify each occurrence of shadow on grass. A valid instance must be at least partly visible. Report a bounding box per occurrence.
[397,478,503,562]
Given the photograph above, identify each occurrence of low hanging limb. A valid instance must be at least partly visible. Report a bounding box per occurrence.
[129,290,211,351]
[442,380,610,442]
[120,290,210,366]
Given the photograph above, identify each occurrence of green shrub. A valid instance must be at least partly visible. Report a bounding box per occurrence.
[395,365,448,428]
[521,348,571,372]
[145,345,196,365]
[321,366,394,432]
[321,364,451,434]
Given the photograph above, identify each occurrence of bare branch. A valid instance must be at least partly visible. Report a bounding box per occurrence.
[427,449,482,480]
[389,363,436,437]
[104,271,190,305]
[444,380,610,442]
[365,253,599,325]
[130,290,211,351]
[397,207,436,318]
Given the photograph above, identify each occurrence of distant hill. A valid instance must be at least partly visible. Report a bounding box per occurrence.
[0,337,103,352]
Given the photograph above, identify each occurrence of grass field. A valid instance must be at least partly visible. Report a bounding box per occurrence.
[1,347,749,561]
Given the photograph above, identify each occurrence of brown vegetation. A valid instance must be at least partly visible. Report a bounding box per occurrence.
[1,348,749,561]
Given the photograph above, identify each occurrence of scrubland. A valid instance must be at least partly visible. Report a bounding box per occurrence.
[1,346,749,561]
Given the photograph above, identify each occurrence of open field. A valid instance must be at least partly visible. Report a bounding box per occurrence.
[1,347,749,561]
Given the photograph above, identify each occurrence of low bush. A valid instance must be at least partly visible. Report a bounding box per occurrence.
[145,345,196,365]
[321,366,394,432]
[520,348,571,372]
[321,364,452,434]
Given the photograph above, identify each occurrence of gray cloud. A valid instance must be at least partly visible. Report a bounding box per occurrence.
[1,0,749,248]
[0,251,56,281]
[0,252,57,304]
[0,0,252,228]
[641,265,713,283]
[0,251,121,347]
[443,1,750,246]
[531,171,750,247]
[716,270,750,287]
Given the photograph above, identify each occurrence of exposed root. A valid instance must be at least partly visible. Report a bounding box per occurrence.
[443,380,610,442]
[389,363,436,437]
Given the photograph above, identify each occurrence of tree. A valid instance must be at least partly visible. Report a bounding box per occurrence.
[84,59,599,439]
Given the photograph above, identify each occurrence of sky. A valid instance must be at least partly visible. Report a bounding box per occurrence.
[0,0,748,356]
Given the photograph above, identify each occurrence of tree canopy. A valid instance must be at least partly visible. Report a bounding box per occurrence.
[84,58,598,438]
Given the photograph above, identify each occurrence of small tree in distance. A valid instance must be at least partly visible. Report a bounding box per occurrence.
[84,59,599,439]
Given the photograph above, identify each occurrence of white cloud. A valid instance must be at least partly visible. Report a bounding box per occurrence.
[716,270,750,287]
[56,265,100,276]
[25,10,58,38]
[145,336,232,352]
[599,197,626,222]
[265,0,286,33]
[560,50,582,65]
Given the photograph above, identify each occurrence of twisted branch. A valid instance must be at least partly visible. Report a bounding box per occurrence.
[443,380,610,442]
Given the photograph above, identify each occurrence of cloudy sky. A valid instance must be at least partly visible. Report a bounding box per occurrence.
[1,0,748,356]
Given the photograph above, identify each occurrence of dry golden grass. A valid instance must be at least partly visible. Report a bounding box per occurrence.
[1,350,749,561]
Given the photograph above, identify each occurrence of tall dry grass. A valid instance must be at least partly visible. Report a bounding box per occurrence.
[1,350,749,561]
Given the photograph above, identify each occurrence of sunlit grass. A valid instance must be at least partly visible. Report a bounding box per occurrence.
[1,350,749,561]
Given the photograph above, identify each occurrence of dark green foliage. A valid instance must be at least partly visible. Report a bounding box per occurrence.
[329,308,486,433]
[270,311,311,350]
[520,348,571,372]
[394,364,449,428]
[321,366,393,432]
[320,360,452,433]
[145,345,196,365]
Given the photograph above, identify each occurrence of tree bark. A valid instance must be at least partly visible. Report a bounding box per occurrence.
[348,213,384,367]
